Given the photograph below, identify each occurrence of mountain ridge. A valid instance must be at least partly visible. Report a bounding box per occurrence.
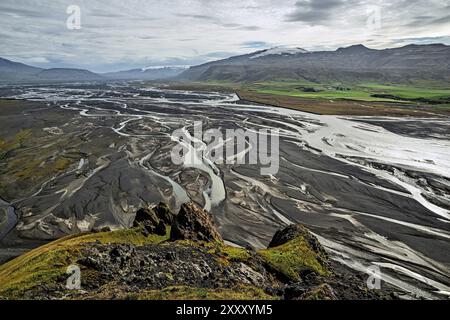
[103,66,186,81]
[1,43,449,84]
[0,58,103,83]
[0,58,185,83]
[178,43,450,83]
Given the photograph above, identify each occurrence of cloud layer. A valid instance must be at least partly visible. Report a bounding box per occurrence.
[0,0,449,72]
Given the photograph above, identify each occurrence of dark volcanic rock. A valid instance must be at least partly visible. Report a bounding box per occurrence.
[132,203,176,236]
[284,283,337,300]
[301,284,337,300]
[76,242,267,293]
[269,224,300,247]
[92,226,112,233]
[133,208,166,236]
[153,202,174,225]
[170,202,223,243]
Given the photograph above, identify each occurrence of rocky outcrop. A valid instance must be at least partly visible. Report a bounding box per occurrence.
[270,224,319,249]
[0,202,395,300]
[169,202,223,243]
[132,203,174,236]
[132,201,221,243]
[285,283,337,300]
[268,224,328,267]
[133,207,166,236]
[153,202,173,225]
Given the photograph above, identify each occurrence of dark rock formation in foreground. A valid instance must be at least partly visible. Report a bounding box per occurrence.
[170,202,223,244]
[133,205,167,236]
[0,202,393,300]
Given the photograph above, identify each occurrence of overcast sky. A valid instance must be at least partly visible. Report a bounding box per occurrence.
[0,0,449,72]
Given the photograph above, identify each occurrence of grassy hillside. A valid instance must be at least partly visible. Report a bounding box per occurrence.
[0,227,170,299]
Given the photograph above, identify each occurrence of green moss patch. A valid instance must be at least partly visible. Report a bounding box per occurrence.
[219,246,251,261]
[258,236,329,281]
[63,226,170,247]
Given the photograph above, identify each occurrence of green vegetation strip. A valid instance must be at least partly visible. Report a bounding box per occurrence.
[169,80,450,104]
[0,227,170,298]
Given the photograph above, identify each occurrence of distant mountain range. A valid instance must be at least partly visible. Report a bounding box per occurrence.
[0,57,44,82]
[103,67,186,81]
[1,44,449,84]
[178,44,450,83]
[0,58,185,83]
[0,58,103,83]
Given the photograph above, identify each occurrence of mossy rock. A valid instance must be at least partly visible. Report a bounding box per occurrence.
[133,207,167,235]
[300,284,336,300]
[258,224,329,281]
[133,285,277,300]
[210,245,252,266]
[219,246,251,262]
[170,202,223,244]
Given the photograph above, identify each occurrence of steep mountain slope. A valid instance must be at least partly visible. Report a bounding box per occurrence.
[178,44,450,83]
[0,56,183,83]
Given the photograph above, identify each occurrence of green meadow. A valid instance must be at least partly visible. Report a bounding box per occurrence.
[358,83,450,100]
[166,80,450,108]
[248,81,450,104]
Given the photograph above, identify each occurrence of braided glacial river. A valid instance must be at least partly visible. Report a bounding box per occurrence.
[1,83,449,299]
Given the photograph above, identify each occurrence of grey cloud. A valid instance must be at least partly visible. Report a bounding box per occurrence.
[204,51,237,58]
[220,23,261,31]
[407,14,450,27]
[175,13,262,31]
[138,36,160,40]
[0,0,449,72]
[239,26,261,31]
[430,15,450,25]
[221,23,241,28]
[286,0,346,24]
[90,12,128,18]
[176,38,198,42]
[0,6,50,18]
[175,14,216,21]
[240,41,270,48]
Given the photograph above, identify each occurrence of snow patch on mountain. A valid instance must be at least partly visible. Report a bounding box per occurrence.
[250,47,309,59]
[141,65,188,72]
